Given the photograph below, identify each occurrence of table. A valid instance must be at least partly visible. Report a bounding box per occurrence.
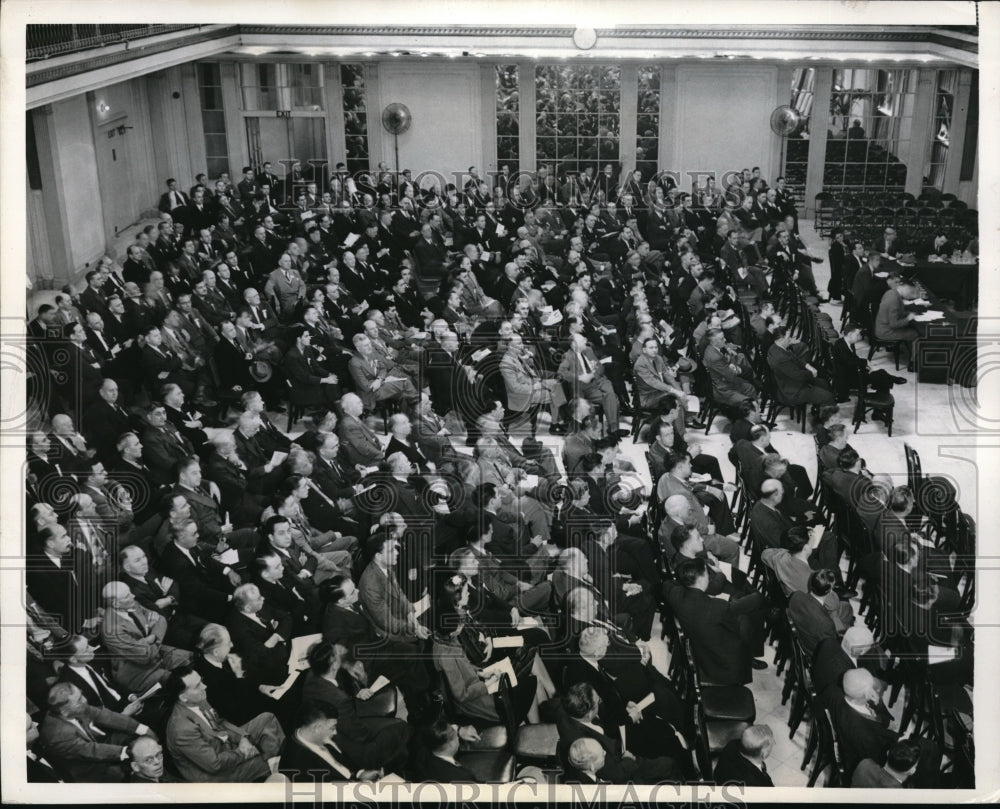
[899,258,978,311]
[867,269,977,387]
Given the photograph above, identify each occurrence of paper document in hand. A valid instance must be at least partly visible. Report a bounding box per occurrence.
[269,451,289,468]
[214,548,240,566]
[492,635,525,649]
[517,616,541,630]
[685,394,701,413]
[471,348,492,361]
[520,474,540,490]
[599,356,614,364]
[268,670,301,700]
[342,233,360,248]
[134,682,162,702]
[289,633,322,672]
[412,593,431,618]
[369,674,391,693]
[717,561,733,580]
[482,656,517,693]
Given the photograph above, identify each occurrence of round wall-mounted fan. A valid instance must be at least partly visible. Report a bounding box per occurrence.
[381,103,412,175]
[769,105,802,137]
[769,105,803,181]
[381,102,412,135]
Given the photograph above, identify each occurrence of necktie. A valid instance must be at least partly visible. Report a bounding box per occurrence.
[127,610,146,635]
[579,351,592,375]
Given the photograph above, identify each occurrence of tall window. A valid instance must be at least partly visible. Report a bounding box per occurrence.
[240,63,279,111]
[288,63,324,111]
[496,65,520,177]
[824,68,917,192]
[340,64,370,176]
[924,69,956,191]
[535,65,620,177]
[197,63,229,179]
[635,67,660,182]
[783,68,814,192]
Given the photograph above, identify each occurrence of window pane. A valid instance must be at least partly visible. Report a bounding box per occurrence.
[537,65,619,180]
[340,64,369,174]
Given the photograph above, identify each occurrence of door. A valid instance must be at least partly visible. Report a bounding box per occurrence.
[245,116,327,190]
[95,121,135,242]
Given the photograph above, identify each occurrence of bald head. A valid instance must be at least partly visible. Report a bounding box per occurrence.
[664,494,691,519]
[841,626,875,658]
[843,667,875,701]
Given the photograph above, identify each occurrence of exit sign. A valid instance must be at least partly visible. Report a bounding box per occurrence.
[276,110,292,118]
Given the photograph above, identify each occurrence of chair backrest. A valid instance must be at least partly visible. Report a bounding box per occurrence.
[903,443,924,503]
[821,707,847,786]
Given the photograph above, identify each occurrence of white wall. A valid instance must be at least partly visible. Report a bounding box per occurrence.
[377,62,483,190]
[670,65,779,185]
[48,96,105,269]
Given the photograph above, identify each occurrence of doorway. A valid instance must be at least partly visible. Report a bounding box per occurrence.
[245,116,327,199]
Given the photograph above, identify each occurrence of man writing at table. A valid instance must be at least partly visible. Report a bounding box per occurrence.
[874,279,920,372]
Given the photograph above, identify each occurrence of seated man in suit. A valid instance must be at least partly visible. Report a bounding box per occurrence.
[282,325,341,411]
[558,333,622,437]
[348,333,419,411]
[99,580,193,693]
[702,328,759,410]
[556,682,683,784]
[874,279,921,369]
[657,494,740,568]
[832,324,906,404]
[499,334,568,435]
[226,582,295,688]
[767,326,835,406]
[358,534,431,644]
[39,682,151,783]
[812,625,890,698]
[787,569,855,656]
[410,718,483,783]
[119,545,207,651]
[656,450,737,536]
[280,701,387,783]
[54,634,141,715]
[337,393,386,470]
[851,739,921,788]
[713,724,776,787]
[822,668,940,788]
[164,665,284,782]
[664,557,768,684]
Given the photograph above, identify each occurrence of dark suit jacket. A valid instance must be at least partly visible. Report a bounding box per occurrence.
[82,400,135,462]
[664,583,762,685]
[26,549,98,633]
[279,738,356,782]
[787,591,839,656]
[822,688,897,778]
[157,541,233,623]
[412,752,478,783]
[58,663,128,712]
[767,343,819,405]
[832,337,867,401]
[193,654,274,726]
[227,605,293,686]
[556,713,632,782]
[712,740,774,786]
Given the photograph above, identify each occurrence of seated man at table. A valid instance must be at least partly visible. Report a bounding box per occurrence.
[874,279,920,370]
